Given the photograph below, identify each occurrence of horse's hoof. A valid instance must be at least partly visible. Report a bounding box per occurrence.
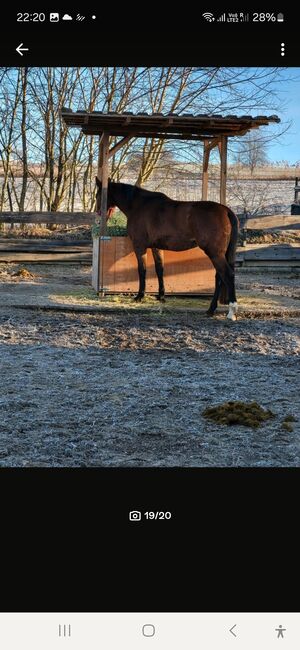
[206,309,215,317]
[156,295,166,302]
[134,295,143,302]
[227,302,238,321]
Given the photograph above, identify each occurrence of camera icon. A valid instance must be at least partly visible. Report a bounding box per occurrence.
[129,510,142,521]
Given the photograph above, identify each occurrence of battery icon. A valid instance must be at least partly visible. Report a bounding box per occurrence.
[277,13,284,22]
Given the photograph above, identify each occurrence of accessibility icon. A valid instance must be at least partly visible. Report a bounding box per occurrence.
[275,625,286,639]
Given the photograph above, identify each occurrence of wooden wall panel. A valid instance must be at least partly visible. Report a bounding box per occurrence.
[100,237,215,294]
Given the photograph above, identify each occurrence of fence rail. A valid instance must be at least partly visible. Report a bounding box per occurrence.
[0,212,95,225]
[0,212,299,269]
[1,211,300,230]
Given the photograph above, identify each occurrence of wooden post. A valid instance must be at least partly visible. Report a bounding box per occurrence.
[202,140,210,200]
[202,138,220,201]
[295,176,299,202]
[92,132,110,295]
[219,135,228,205]
[97,133,105,176]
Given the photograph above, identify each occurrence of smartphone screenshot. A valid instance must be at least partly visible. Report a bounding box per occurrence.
[0,5,299,648]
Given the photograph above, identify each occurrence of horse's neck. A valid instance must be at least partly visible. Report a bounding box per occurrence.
[111,183,137,215]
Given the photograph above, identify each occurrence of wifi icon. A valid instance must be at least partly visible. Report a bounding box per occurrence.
[202,12,215,21]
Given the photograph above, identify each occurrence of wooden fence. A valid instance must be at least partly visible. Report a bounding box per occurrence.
[0,212,95,264]
[0,212,95,225]
[0,212,299,275]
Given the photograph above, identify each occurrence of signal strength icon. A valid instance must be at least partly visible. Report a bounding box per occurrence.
[217,13,226,21]
[202,12,215,22]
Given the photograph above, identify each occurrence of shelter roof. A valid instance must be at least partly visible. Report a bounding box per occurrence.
[61,109,280,140]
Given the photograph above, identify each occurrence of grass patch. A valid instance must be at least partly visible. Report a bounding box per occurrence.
[48,290,211,311]
[202,401,275,428]
[106,210,127,236]
[239,294,281,308]
[49,288,101,305]
[93,294,211,310]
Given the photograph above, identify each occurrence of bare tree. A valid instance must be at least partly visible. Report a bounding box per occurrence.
[0,68,22,215]
[233,131,269,175]
[0,66,290,215]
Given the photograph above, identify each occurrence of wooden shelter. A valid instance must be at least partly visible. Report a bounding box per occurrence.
[61,109,279,294]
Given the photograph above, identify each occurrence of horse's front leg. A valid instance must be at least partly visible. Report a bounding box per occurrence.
[152,248,165,302]
[134,248,147,301]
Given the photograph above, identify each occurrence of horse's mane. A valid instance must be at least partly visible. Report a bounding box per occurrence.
[111,181,168,201]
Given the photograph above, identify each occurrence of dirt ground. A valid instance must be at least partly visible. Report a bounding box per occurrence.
[0,263,299,467]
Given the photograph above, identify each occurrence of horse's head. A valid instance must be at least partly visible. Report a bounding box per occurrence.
[95,177,116,219]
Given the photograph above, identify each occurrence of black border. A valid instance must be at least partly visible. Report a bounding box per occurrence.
[0,7,294,65]
[0,468,298,612]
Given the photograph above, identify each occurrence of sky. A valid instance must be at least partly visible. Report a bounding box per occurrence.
[1,66,299,166]
[263,68,300,163]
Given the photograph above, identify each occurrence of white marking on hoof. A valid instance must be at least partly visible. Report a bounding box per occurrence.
[227,302,238,321]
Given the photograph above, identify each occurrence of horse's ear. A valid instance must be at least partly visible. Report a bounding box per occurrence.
[95,176,101,187]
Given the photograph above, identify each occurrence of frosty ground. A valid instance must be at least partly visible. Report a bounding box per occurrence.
[0,264,299,467]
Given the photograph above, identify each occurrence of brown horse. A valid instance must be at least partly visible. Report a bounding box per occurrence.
[96,178,239,320]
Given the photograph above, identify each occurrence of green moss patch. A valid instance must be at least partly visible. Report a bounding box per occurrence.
[202,401,275,428]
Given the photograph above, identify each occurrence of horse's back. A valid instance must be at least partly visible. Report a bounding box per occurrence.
[127,192,234,253]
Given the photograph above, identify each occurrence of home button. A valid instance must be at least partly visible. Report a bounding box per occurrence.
[142,624,155,637]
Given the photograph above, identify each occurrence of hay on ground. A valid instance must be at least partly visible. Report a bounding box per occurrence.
[12,268,35,279]
[202,401,275,428]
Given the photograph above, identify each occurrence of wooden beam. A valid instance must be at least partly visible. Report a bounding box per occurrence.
[97,133,105,179]
[83,128,207,141]
[202,140,210,201]
[92,236,100,291]
[98,132,110,296]
[0,239,91,251]
[0,212,95,225]
[108,135,133,158]
[0,251,92,264]
[206,137,221,152]
[219,135,228,205]
[201,138,220,201]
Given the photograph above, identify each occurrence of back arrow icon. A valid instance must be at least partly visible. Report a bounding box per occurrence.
[16,43,29,56]
[229,624,237,637]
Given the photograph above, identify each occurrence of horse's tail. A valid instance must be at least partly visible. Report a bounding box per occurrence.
[219,207,239,305]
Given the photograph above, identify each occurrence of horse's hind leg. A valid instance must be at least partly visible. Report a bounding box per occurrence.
[134,248,147,301]
[209,255,237,320]
[207,272,222,316]
[152,248,165,302]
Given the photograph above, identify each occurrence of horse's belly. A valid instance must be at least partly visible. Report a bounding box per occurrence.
[154,239,198,251]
